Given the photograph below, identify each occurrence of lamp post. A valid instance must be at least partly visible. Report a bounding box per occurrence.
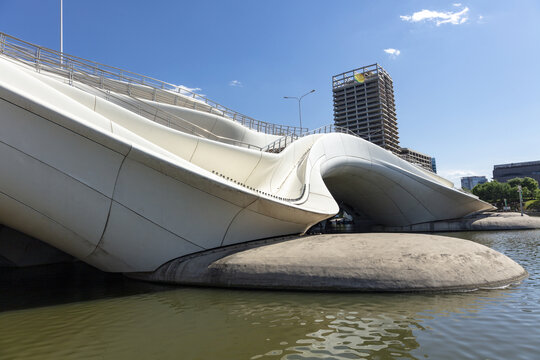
[60,0,63,64]
[284,89,315,130]
[518,185,523,216]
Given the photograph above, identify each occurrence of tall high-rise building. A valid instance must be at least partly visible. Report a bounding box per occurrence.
[332,63,400,154]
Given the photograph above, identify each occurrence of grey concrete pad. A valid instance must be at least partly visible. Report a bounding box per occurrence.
[130,233,527,292]
[470,212,540,230]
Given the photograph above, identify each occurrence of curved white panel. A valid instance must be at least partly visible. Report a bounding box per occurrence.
[0,50,495,273]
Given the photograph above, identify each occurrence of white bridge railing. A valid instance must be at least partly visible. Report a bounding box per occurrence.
[263,124,358,152]
[0,32,363,154]
[0,32,306,137]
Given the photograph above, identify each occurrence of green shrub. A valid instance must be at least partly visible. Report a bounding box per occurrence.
[525,199,540,211]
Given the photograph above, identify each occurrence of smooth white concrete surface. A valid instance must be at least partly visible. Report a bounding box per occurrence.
[0,55,495,272]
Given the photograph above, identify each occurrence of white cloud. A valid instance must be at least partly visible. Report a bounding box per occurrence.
[384,48,401,58]
[453,3,462,7]
[229,80,243,87]
[174,85,202,94]
[172,85,206,98]
[400,6,469,26]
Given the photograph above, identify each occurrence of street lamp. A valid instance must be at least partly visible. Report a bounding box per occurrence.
[60,0,63,64]
[284,89,315,130]
[60,0,63,54]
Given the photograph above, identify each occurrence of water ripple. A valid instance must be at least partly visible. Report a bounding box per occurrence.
[0,230,538,359]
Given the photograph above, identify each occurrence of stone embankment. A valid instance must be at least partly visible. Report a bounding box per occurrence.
[372,212,540,232]
[130,233,528,292]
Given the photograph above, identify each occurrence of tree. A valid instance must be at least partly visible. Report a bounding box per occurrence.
[522,177,539,194]
[473,177,540,208]
[507,178,523,188]
[506,177,539,200]
[472,181,510,206]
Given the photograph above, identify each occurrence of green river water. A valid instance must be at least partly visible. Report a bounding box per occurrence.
[1,230,539,359]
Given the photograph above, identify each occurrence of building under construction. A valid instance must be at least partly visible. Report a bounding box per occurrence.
[399,148,436,173]
[332,64,400,154]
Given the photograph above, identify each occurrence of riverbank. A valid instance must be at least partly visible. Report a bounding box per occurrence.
[372,212,540,232]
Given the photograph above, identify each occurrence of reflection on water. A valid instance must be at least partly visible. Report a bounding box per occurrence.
[0,230,539,360]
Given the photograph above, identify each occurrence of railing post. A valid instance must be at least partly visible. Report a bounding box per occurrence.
[0,33,5,54]
[35,48,41,72]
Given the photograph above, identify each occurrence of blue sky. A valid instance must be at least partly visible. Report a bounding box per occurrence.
[1,0,539,185]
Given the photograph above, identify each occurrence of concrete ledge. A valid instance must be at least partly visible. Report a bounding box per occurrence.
[373,212,540,232]
[128,233,528,292]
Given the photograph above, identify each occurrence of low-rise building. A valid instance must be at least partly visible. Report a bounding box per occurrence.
[399,148,434,172]
[493,160,540,183]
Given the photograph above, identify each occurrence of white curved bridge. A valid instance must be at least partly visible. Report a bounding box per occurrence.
[0,33,494,273]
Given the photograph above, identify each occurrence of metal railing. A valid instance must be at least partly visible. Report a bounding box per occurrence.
[72,71,264,150]
[0,34,266,150]
[0,32,365,154]
[0,32,306,136]
[262,124,357,152]
[332,63,392,89]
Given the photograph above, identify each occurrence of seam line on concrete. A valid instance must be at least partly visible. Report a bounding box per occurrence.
[219,198,258,247]
[0,190,96,250]
[188,139,200,163]
[0,94,128,157]
[0,139,114,199]
[110,200,206,250]
[90,145,132,256]
[242,151,263,185]
[127,153,322,221]
[375,161,439,220]
[275,146,312,192]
